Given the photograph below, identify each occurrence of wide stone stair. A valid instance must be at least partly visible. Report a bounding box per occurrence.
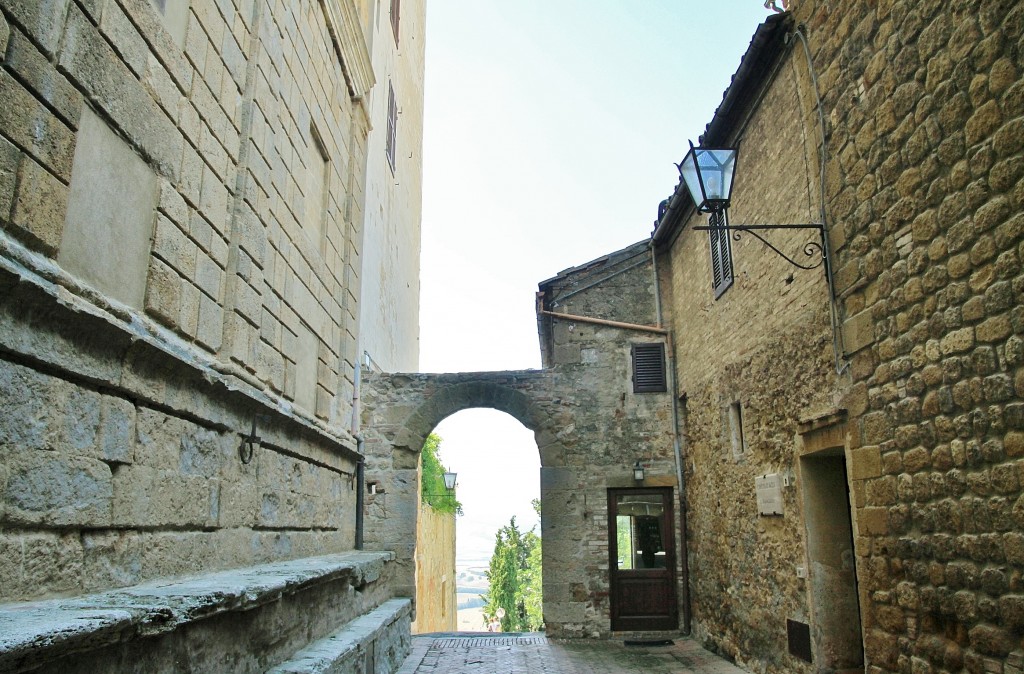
[0,551,410,673]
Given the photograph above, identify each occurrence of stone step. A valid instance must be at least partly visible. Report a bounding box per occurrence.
[268,598,412,674]
[0,551,401,674]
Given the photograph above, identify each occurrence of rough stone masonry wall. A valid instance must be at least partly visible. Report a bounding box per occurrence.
[539,244,679,637]
[790,0,1024,671]
[360,329,677,640]
[0,0,373,602]
[663,37,840,673]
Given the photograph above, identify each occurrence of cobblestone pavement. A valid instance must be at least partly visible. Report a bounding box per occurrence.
[395,634,748,674]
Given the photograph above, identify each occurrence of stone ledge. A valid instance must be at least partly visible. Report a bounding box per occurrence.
[268,598,412,673]
[0,551,394,673]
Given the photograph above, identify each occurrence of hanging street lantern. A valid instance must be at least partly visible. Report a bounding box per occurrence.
[678,142,738,214]
[442,471,457,491]
[680,141,828,272]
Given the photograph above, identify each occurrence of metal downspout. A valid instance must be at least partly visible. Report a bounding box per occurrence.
[651,241,692,635]
[353,355,364,550]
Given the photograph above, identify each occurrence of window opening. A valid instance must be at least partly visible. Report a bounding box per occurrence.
[613,494,667,570]
[307,123,330,250]
[728,401,746,459]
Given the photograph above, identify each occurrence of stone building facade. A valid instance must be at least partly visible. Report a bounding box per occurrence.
[0,0,423,669]
[530,1,1024,672]
[357,244,679,639]
[787,1,1024,672]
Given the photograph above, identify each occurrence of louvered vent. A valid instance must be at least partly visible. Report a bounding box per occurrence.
[632,343,667,393]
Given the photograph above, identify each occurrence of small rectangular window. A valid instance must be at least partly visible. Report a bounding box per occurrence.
[390,0,400,44]
[728,401,746,459]
[386,83,397,171]
[632,343,667,393]
[708,210,733,298]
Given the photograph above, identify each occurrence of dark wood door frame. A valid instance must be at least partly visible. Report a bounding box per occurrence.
[608,487,678,631]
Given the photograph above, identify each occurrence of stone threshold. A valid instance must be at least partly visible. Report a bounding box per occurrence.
[0,551,394,673]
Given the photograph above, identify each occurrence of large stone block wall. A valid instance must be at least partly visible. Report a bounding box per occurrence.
[0,0,386,602]
[786,0,1024,671]
[357,0,426,374]
[0,279,360,601]
[0,0,372,427]
[662,31,842,672]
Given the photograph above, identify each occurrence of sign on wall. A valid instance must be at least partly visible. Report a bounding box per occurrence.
[755,473,783,516]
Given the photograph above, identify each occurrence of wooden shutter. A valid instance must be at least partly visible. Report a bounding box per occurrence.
[386,83,397,170]
[632,343,667,393]
[390,0,400,43]
[708,210,733,298]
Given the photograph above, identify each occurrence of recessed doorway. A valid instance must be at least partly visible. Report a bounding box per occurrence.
[800,447,864,670]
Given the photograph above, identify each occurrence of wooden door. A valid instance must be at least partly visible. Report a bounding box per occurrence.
[608,488,678,631]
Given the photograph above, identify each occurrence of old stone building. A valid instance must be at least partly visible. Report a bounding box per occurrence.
[530,0,1024,672]
[3,0,1023,672]
[329,5,1024,671]
[0,0,424,670]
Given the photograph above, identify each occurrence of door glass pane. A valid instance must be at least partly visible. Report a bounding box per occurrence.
[614,494,666,570]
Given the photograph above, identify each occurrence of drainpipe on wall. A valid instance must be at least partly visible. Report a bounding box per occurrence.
[651,241,692,635]
[353,354,365,550]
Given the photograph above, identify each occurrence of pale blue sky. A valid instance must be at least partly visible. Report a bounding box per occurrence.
[418,2,777,565]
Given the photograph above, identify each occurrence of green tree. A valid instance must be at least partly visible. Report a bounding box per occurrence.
[483,512,543,632]
[420,433,462,515]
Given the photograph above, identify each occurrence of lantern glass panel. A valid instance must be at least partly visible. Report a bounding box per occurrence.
[680,146,738,211]
[698,148,737,203]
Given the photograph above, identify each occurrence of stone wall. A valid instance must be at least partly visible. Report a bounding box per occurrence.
[787,0,1024,671]
[360,354,677,638]
[0,0,412,604]
[411,503,456,634]
[357,0,426,374]
[358,242,677,638]
[659,23,842,671]
[647,1,1024,672]
[538,242,680,637]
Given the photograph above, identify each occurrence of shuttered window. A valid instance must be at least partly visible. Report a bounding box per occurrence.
[632,343,667,393]
[390,0,400,44]
[708,210,733,298]
[386,83,397,171]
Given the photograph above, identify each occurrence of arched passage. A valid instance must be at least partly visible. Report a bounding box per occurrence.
[425,409,540,632]
[359,371,572,629]
[360,365,678,638]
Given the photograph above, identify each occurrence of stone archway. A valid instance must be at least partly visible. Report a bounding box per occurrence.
[358,370,584,632]
[360,364,677,638]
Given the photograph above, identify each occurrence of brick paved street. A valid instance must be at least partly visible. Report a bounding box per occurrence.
[396,634,748,674]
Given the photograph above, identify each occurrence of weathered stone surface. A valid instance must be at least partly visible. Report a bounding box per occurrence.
[270,598,412,674]
[0,0,419,668]
[0,552,398,674]
[59,106,160,309]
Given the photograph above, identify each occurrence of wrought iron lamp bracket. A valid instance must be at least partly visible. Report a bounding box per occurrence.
[694,222,826,270]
